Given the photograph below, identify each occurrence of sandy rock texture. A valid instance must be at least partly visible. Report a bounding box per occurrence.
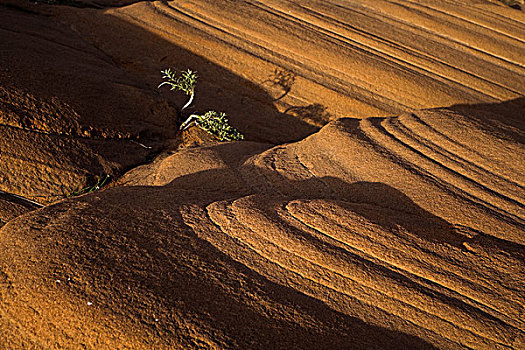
[0,0,524,349]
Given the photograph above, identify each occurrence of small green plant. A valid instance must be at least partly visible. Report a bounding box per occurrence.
[180,111,244,141]
[158,69,198,112]
[158,68,244,141]
[65,174,110,197]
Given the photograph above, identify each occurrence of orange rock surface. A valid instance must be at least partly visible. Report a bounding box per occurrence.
[1,0,523,348]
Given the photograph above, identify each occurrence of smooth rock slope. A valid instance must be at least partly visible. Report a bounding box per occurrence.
[0,0,524,349]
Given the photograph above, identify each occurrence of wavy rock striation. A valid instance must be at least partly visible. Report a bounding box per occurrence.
[1,104,524,349]
[0,0,524,348]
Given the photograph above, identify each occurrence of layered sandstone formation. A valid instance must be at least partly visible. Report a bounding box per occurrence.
[1,0,523,348]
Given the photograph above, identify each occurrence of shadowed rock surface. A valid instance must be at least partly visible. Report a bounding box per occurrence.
[0,0,524,349]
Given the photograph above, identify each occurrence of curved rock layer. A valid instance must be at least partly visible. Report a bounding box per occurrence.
[0,192,39,228]
[82,0,525,114]
[1,0,524,349]
[1,104,524,349]
[2,0,524,200]
[50,0,524,142]
[0,2,171,202]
